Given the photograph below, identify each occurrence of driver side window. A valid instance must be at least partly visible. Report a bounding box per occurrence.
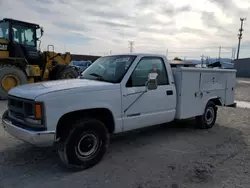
[126,57,169,87]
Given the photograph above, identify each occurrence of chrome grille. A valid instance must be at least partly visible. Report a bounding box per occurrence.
[9,98,23,108]
[7,95,45,131]
[8,96,34,120]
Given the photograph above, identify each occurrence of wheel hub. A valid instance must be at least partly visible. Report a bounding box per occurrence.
[1,74,20,92]
[76,133,99,159]
[66,74,73,78]
[60,73,73,79]
[205,107,214,124]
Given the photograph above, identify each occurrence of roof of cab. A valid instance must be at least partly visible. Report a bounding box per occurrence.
[103,53,167,58]
[1,18,40,28]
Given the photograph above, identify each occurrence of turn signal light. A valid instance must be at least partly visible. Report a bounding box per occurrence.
[35,104,42,119]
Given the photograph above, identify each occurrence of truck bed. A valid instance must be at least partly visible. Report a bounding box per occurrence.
[172,67,236,119]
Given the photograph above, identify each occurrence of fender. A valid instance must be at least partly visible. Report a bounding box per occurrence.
[202,97,223,112]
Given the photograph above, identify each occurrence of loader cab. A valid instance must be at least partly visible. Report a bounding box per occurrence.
[0,18,44,65]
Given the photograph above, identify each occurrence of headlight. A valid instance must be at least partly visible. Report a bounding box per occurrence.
[24,102,44,125]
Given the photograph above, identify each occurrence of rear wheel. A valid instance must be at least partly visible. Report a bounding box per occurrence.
[196,101,217,129]
[0,64,27,99]
[57,118,109,170]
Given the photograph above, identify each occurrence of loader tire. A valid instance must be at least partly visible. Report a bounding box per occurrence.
[57,118,109,171]
[55,66,78,80]
[0,64,27,100]
[196,101,217,129]
[49,65,65,80]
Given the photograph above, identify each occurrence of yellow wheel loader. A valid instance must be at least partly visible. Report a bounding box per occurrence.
[0,18,78,99]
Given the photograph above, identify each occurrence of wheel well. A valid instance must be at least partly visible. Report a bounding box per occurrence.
[56,108,115,141]
[0,63,27,76]
[1,58,27,68]
[209,98,222,106]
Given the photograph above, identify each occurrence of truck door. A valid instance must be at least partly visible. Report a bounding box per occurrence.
[121,57,176,131]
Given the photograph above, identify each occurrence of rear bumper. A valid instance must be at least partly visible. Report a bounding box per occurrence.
[2,117,55,147]
[226,102,237,108]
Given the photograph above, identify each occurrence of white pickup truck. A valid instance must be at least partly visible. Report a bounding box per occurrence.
[2,53,236,170]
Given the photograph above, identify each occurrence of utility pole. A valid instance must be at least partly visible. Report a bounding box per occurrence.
[128,41,134,53]
[166,49,168,58]
[201,55,204,67]
[236,18,247,59]
[218,46,221,62]
[231,48,236,62]
[206,56,209,65]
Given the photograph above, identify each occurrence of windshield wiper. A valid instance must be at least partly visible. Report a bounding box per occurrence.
[89,73,105,81]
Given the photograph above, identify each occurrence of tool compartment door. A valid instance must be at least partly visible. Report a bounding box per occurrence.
[225,72,236,105]
[199,72,227,92]
[173,68,203,119]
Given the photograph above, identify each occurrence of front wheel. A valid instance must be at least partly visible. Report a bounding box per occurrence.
[196,101,217,129]
[57,119,109,170]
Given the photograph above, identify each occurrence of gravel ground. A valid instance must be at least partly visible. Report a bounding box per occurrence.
[0,79,250,188]
[235,78,250,102]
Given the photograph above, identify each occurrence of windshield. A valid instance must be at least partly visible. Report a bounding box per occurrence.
[81,55,136,83]
[12,24,36,47]
[0,22,9,39]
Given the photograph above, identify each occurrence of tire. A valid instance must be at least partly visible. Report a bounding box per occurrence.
[57,118,109,170]
[49,65,65,80]
[2,110,8,119]
[56,66,79,79]
[196,101,217,129]
[0,64,27,100]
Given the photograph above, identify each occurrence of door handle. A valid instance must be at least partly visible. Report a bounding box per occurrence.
[166,90,173,95]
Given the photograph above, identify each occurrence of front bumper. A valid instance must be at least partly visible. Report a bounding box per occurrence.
[2,117,55,147]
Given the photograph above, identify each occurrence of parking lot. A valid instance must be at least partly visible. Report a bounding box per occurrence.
[0,78,250,188]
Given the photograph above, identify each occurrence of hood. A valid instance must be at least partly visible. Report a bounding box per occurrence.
[9,79,115,100]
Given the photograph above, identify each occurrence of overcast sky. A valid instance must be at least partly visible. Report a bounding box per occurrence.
[1,0,250,60]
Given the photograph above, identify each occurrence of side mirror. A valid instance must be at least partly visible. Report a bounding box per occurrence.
[40,27,44,37]
[146,72,158,90]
